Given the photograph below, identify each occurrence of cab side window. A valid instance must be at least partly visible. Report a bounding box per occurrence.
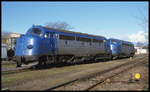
[44,32,50,38]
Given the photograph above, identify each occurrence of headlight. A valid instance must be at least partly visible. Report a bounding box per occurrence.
[111,45,113,49]
[27,45,33,49]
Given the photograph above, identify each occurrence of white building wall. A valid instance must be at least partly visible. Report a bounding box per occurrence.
[1,44,7,59]
[135,47,148,54]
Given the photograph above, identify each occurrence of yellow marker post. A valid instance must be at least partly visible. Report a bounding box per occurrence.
[130,57,133,61]
[134,73,141,81]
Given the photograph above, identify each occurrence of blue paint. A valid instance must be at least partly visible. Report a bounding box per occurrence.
[15,34,41,56]
[15,25,108,57]
[108,38,135,56]
[105,39,111,54]
[15,25,134,58]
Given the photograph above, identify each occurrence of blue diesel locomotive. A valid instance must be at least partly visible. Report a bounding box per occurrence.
[14,25,112,67]
[109,38,135,59]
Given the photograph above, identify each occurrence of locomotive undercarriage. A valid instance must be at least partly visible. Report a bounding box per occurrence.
[38,53,112,66]
[15,53,112,67]
[120,53,134,58]
[112,53,134,60]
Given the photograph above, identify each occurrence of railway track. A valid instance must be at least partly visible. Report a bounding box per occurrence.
[2,67,34,75]
[0,56,133,75]
[2,62,16,65]
[1,54,141,75]
[1,62,40,75]
[45,55,148,91]
[85,58,148,91]
[1,55,147,91]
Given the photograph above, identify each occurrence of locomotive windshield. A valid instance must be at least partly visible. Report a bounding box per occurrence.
[30,28,42,37]
[111,40,117,44]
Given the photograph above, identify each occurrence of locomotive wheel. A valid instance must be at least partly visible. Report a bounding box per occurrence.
[109,54,112,60]
[38,60,42,66]
[38,56,45,66]
[110,56,114,60]
[16,58,22,67]
[16,60,22,67]
[17,62,22,67]
[38,56,47,66]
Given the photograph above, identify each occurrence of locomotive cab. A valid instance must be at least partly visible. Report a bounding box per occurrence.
[15,26,56,67]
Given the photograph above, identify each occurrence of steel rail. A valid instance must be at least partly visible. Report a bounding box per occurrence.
[2,66,36,75]
[45,55,147,91]
[85,58,148,90]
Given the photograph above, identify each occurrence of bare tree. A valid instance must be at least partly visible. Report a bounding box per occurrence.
[44,21,74,30]
[2,31,12,44]
[142,44,148,49]
[132,7,148,46]
[133,7,148,32]
[2,31,11,36]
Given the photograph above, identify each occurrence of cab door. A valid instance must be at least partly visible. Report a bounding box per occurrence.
[43,32,56,55]
[49,32,56,52]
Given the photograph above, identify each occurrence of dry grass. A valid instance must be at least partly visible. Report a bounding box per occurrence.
[2,59,129,89]
[2,55,144,90]
[2,64,16,68]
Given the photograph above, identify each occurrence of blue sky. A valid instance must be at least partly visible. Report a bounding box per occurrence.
[2,2,148,44]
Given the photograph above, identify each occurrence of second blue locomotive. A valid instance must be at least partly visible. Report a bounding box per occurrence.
[109,38,135,59]
[14,25,135,67]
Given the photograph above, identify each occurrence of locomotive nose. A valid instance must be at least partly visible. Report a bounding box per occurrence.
[27,39,34,49]
[15,35,41,67]
[15,35,40,56]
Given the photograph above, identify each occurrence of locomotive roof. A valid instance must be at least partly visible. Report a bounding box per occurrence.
[43,26,105,38]
[109,38,133,44]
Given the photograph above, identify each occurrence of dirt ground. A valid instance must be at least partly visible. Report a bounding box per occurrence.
[1,54,148,91]
[91,57,149,91]
[53,55,149,91]
[2,62,38,71]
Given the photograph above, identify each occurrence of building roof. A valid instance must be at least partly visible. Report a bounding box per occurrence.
[3,33,22,38]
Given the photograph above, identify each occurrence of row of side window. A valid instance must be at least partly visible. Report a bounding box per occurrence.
[44,33,104,44]
[58,34,104,43]
[44,32,54,38]
[44,33,104,47]
[64,40,103,47]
